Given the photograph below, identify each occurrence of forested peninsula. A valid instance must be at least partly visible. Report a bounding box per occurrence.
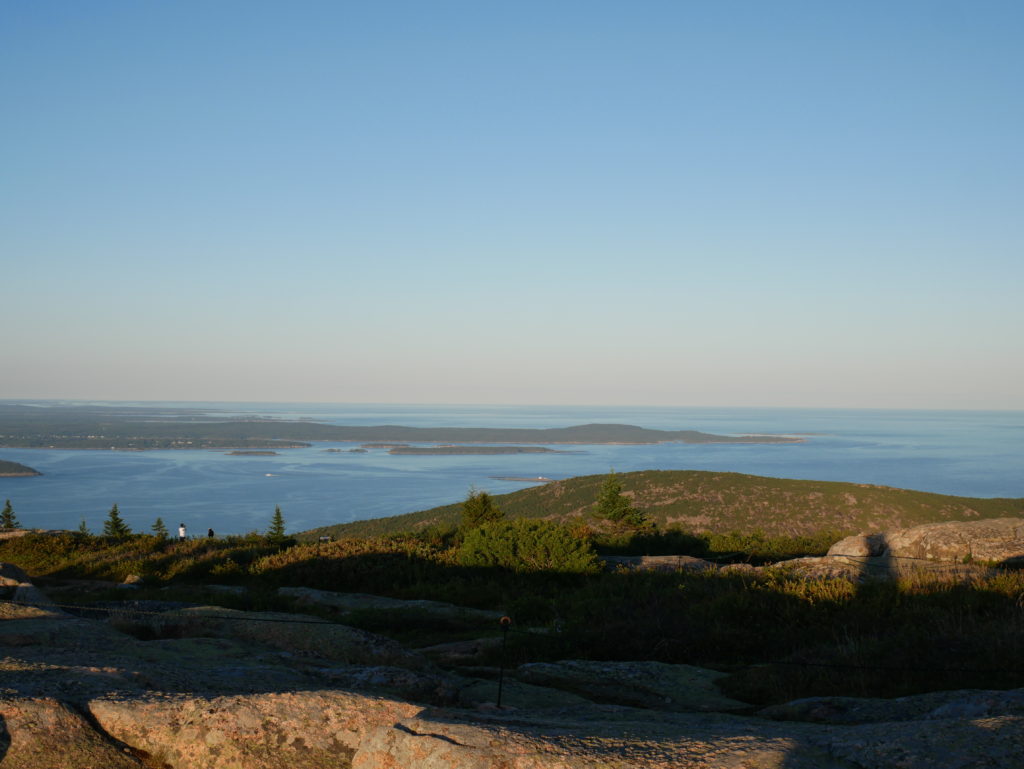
[0,403,801,450]
[0,459,41,477]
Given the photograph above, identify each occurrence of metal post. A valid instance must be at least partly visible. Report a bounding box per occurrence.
[496,616,512,708]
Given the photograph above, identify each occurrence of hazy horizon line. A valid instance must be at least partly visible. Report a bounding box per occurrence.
[2,397,1021,415]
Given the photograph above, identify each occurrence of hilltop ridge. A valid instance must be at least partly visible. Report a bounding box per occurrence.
[303,469,1024,540]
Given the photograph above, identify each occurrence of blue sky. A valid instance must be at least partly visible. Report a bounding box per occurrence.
[3,1,1022,409]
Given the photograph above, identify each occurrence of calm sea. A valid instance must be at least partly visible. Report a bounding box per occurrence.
[1,403,1022,535]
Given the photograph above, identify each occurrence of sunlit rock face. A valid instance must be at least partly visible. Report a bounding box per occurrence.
[880,518,1024,564]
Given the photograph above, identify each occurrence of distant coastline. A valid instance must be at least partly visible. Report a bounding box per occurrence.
[0,403,803,450]
[388,446,560,455]
[2,403,1021,535]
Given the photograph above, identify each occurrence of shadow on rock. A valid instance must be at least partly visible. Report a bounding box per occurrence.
[0,714,9,762]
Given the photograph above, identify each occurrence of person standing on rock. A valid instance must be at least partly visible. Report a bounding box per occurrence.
[178,523,187,541]
[207,528,214,538]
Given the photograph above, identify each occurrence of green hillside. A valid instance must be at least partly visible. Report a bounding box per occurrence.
[302,470,1024,540]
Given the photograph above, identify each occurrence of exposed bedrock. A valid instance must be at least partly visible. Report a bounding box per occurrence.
[829,517,1024,564]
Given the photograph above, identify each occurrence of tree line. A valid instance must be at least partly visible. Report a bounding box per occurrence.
[0,499,291,545]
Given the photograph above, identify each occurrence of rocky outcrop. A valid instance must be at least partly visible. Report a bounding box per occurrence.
[4,563,1024,767]
[0,697,145,769]
[879,518,1024,564]
[418,636,504,666]
[822,518,1024,576]
[278,587,504,625]
[316,665,458,703]
[606,518,1024,581]
[515,660,751,713]
[0,562,59,609]
[353,706,1024,769]
[453,676,592,709]
[3,691,1022,769]
[352,707,834,769]
[0,585,439,702]
[90,690,421,769]
[760,687,1024,724]
[827,532,889,558]
[134,606,429,669]
[828,518,1024,564]
[566,518,1024,583]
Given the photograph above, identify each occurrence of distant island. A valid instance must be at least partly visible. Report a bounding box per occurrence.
[0,402,803,450]
[0,459,41,477]
[388,446,560,455]
[226,450,278,456]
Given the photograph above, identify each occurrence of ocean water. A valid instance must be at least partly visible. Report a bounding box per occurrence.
[0,403,1021,535]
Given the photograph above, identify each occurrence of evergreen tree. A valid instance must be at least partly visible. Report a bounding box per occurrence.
[461,487,504,529]
[77,518,92,536]
[267,505,287,544]
[0,500,20,529]
[102,503,132,539]
[151,517,169,539]
[592,472,648,529]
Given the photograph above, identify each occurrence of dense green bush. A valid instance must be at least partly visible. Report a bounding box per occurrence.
[458,519,600,573]
[704,529,847,563]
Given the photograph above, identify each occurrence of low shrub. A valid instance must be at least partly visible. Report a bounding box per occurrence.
[458,520,600,574]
